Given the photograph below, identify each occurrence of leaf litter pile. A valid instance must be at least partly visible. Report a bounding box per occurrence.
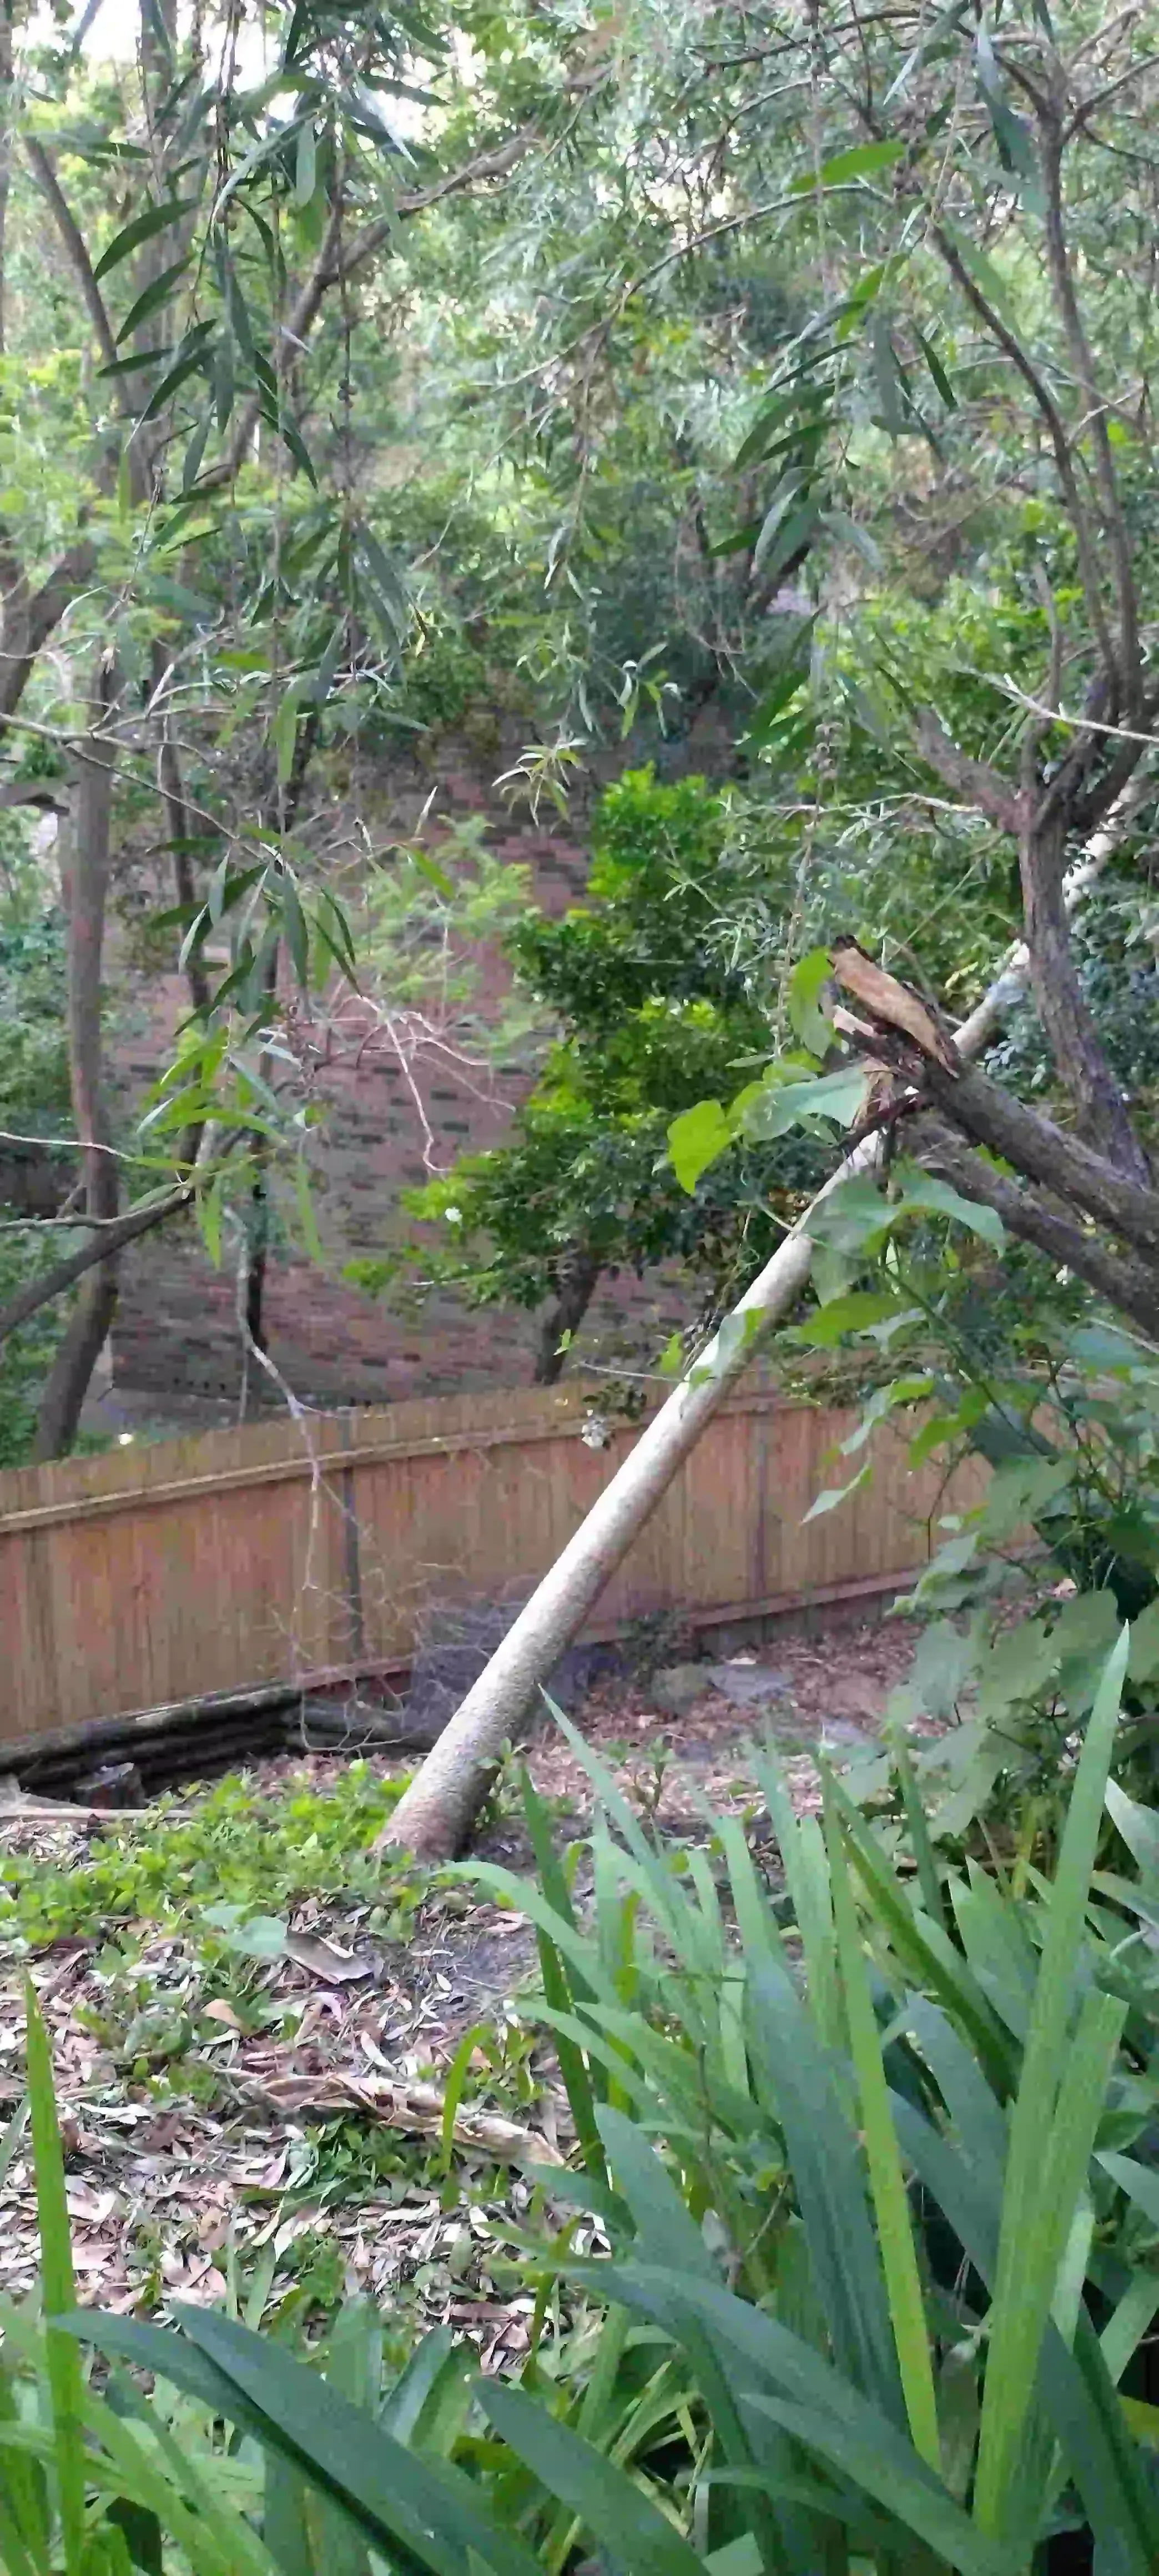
[0,1616,920,2349]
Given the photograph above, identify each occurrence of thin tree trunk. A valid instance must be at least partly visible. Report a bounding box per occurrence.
[153,646,211,1018]
[32,655,119,1459]
[0,0,13,363]
[379,781,1148,1858]
[533,1246,600,1385]
[238,712,320,1377]
[1019,802,1151,1184]
[239,960,277,1387]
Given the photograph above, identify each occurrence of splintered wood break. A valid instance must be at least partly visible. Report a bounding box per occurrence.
[830,939,961,1075]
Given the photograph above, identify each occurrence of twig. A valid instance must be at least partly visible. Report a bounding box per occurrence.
[238,2071,567,2167]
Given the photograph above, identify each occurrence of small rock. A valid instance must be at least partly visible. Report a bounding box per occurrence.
[72,1760,144,1809]
[652,1662,710,1718]
[706,1662,793,1710]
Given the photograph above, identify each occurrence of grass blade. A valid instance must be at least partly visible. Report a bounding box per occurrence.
[973,1626,1128,2541]
[1100,2273,1159,2389]
[824,1782,940,2471]
[890,2093,1158,2573]
[891,1737,946,1931]
[749,1745,839,2048]
[24,1981,87,2576]
[829,1784,1013,2090]
[747,1958,905,2427]
[67,2307,541,2576]
[742,2391,1005,2576]
[438,2021,490,2174]
[520,1767,608,2166]
[481,2378,706,2576]
[586,2261,1006,2576]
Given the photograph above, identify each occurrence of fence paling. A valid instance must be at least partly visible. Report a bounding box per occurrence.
[0,1378,978,1759]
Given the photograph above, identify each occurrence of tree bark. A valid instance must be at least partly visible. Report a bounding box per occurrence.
[32,655,120,1459]
[918,716,1153,1186]
[533,1246,601,1384]
[900,1053,1159,1259]
[1018,801,1151,1184]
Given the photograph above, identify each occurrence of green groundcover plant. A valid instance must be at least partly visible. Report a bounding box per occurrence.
[6,1634,1159,2571]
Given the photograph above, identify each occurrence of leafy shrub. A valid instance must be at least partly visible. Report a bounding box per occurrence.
[0,1763,407,1955]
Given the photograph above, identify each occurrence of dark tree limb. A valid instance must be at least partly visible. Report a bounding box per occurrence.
[925,1051,1157,1243]
[1016,799,1153,1182]
[0,537,97,722]
[911,1115,1159,1341]
[327,128,540,284]
[533,1245,601,1384]
[24,139,120,376]
[831,948,1159,1251]
[0,1184,200,1351]
[915,711,1024,835]
[914,706,1154,1181]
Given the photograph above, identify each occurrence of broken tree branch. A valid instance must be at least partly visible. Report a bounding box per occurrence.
[832,946,1159,1245]
[379,773,1155,1858]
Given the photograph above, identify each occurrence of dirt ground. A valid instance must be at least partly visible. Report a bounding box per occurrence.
[0,1613,925,2343]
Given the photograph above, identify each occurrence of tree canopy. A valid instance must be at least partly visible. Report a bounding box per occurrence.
[0,0,1157,1455]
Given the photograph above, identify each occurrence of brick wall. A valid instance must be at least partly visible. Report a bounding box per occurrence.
[108,728,697,1418]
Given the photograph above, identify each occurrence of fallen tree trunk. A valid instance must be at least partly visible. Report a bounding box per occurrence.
[379,779,1147,1859]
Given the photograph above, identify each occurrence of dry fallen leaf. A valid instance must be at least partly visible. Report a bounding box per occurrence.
[203,2000,243,2030]
[285,1933,375,1984]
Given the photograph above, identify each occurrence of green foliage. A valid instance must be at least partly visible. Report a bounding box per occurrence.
[0,881,75,1461]
[0,1763,407,1956]
[0,903,70,1135]
[741,1130,1159,1843]
[0,1237,72,1468]
[0,0,1155,1420]
[457,1666,1159,2572]
[400,770,831,1346]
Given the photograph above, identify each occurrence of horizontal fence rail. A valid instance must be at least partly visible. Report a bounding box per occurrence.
[0,1373,984,1762]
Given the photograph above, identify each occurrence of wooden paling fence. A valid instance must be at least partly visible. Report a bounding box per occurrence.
[0,1372,985,1763]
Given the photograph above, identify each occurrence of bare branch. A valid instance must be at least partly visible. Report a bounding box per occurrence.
[0,1181,195,1351]
[931,220,1116,677]
[0,538,97,721]
[914,710,1024,833]
[330,128,541,282]
[33,648,122,1457]
[0,781,67,812]
[24,138,120,375]
[1038,101,1141,711]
